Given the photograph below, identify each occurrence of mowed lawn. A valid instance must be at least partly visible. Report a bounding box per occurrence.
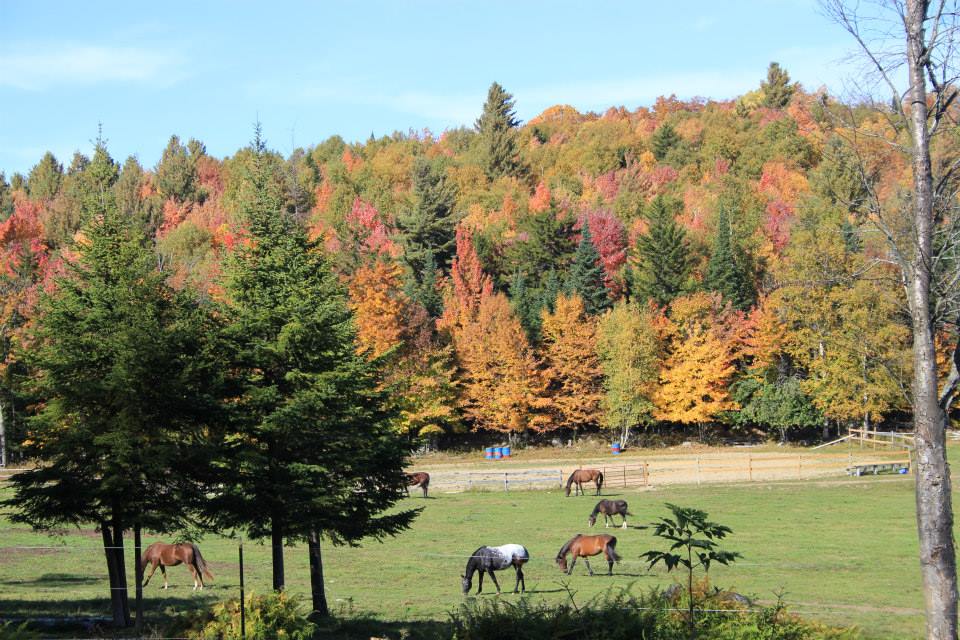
[0,472,948,639]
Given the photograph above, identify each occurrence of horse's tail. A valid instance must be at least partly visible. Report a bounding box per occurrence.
[607,537,622,563]
[564,472,575,496]
[191,543,214,581]
[139,544,151,573]
[556,534,580,560]
[597,471,604,489]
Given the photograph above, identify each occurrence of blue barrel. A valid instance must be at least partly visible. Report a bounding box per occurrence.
[502,445,511,457]
[493,447,503,459]
[611,442,622,455]
[484,447,494,460]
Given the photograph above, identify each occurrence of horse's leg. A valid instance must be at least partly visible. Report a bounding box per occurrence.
[476,570,484,594]
[187,562,199,591]
[584,558,594,576]
[605,547,615,575]
[404,484,409,497]
[421,483,427,498]
[512,565,521,594]
[516,566,525,593]
[567,556,576,575]
[142,560,158,587]
[621,514,628,529]
[488,570,501,594]
[160,564,168,590]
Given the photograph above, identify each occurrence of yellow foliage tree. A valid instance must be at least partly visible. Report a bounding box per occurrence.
[541,294,603,433]
[347,259,407,359]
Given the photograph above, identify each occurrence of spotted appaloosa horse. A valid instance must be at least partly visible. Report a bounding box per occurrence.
[588,499,632,529]
[141,542,213,591]
[555,534,620,576]
[461,544,529,594]
[565,469,604,496]
[405,472,430,498]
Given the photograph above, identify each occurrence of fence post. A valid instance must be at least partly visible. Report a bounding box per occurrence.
[643,462,649,487]
[239,538,246,640]
[622,465,626,488]
[748,454,753,482]
[696,457,701,486]
[798,455,802,480]
[504,472,509,492]
[468,472,473,491]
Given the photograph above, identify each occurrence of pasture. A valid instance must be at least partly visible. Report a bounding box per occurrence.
[0,471,947,639]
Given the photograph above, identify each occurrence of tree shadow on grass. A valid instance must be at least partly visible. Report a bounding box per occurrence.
[0,573,101,587]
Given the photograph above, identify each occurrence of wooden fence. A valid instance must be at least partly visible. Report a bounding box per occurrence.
[425,450,912,493]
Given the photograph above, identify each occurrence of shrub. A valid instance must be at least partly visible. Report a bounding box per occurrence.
[187,591,316,640]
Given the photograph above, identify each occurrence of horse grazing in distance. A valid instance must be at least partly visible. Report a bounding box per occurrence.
[555,534,620,576]
[141,542,213,591]
[588,499,631,529]
[405,472,430,498]
[565,469,604,496]
[461,544,529,595]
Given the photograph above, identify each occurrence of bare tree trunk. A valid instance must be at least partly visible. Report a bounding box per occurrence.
[271,516,285,591]
[134,524,144,633]
[905,2,959,636]
[100,519,130,628]
[307,529,329,618]
[0,398,6,468]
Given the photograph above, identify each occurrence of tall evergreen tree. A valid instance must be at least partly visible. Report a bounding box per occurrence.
[761,62,796,108]
[156,135,199,203]
[651,122,681,161]
[212,128,418,614]
[566,226,610,315]
[629,196,691,307]
[27,151,63,201]
[398,157,459,312]
[506,206,577,288]
[3,175,222,629]
[704,206,755,310]
[0,173,12,221]
[475,82,522,180]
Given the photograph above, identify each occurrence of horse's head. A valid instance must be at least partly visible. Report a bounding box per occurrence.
[555,555,568,572]
[587,514,597,527]
[460,574,471,594]
[564,484,571,497]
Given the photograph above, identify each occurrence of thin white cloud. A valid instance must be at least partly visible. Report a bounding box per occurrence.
[0,43,187,91]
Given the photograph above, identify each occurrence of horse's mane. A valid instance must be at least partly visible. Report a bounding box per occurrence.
[565,471,577,488]
[556,534,582,559]
[589,501,603,517]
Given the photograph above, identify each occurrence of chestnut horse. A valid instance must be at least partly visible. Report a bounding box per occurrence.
[565,469,604,496]
[588,499,631,529]
[555,534,620,576]
[405,472,430,498]
[141,542,213,591]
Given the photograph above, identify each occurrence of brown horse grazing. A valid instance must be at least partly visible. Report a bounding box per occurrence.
[588,499,632,529]
[141,542,214,591]
[565,469,604,496]
[405,472,430,498]
[555,534,620,576]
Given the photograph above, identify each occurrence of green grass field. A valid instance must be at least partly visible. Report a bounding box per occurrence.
[0,470,948,639]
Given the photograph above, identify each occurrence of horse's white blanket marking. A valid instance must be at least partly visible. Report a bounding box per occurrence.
[489,544,529,570]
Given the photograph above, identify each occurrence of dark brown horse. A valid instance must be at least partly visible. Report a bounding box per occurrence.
[141,542,213,591]
[588,499,631,529]
[405,472,430,498]
[555,534,620,576]
[565,469,604,496]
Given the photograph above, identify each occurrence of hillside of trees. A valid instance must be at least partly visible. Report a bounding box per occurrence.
[0,64,932,454]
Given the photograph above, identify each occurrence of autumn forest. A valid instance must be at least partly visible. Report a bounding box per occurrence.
[0,64,932,458]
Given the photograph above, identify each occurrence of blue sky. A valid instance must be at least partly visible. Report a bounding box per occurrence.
[1,1,858,176]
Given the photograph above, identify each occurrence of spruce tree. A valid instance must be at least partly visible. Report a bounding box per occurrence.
[156,135,198,203]
[704,206,755,310]
[3,167,222,628]
[566,226,610,315]
[212,128,417,614]
[651,122,681,161]
[761,62,796,108]
[475,82,522,180]
[0,173,12,221]
[629,196,691,307]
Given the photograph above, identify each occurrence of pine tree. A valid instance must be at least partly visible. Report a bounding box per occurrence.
[398,157,459,311]
[0,173,12,221]
[3,175,222,628]
[629,197,691,307]
[156,135,198,203]
[761,62,796,109]
[566,225,610,314]
[651,122,681,161]
[212,127,417,614]
[704,206,755,310]
[475,82,522,180]
[27,152,63,201]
